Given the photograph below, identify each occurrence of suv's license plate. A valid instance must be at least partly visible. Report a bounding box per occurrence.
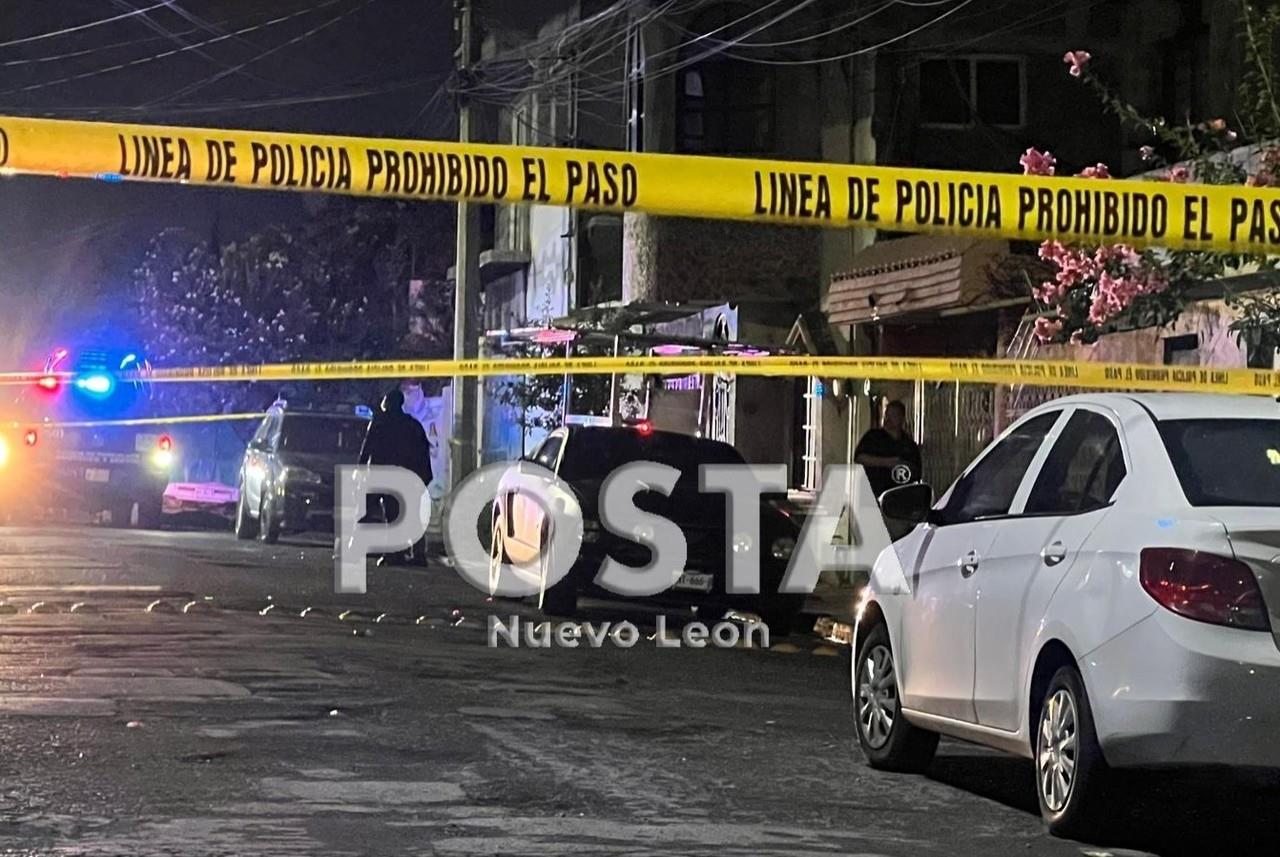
[85,468,110,483]
[673,572,713,593]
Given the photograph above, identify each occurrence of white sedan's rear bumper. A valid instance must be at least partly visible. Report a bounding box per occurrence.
[1082,610,1280,768]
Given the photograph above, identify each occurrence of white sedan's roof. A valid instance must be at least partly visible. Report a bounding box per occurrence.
[1050,392,1280,421]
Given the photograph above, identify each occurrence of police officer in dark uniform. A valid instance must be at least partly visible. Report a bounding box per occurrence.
[855,399,922,499]
[359,388,433,565]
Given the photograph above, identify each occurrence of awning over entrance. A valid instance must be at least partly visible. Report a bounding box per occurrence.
[824,236,1009,325]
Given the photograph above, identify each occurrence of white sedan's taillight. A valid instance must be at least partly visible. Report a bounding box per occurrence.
[1139,548,1271,631]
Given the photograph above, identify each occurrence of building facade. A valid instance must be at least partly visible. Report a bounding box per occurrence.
[456,0,1239,487]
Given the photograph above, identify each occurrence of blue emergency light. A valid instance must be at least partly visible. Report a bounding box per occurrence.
[73,373,116,398]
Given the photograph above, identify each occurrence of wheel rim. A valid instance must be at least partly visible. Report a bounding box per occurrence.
[857,643,898,749]
[1037,688,1079,813]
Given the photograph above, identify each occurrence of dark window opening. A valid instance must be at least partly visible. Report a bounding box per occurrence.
[677,7,776,155]
[920,56,1024,128]
[1163,333,1200,366]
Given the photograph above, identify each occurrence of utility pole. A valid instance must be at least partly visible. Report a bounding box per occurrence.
[450,0,481,491]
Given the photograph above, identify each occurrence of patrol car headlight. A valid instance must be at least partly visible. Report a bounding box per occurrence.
[283,466,323,485]
[770,536,796,560]
[150,449,174,470]
[0,436,8,469]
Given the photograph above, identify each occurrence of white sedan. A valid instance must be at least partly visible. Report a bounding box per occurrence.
[854,393,1280,837]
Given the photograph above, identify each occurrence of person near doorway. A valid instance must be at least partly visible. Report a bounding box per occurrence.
[359,388,433,566]
[854,399,922,499]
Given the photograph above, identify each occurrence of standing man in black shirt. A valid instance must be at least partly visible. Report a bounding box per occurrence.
[359,388,434,566]
[855,400,922,499]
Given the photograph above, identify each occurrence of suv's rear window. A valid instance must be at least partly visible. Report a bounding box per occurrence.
[558,430,743,483]
[280,416,367,456]
[1158,418,1280,506]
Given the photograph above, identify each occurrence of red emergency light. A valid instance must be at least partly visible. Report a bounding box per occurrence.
[36,375,59,391]
[23,429,38,447]
[157,435,173,452]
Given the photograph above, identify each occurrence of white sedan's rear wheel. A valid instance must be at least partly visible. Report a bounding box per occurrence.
[854,623,938,772]
[488,518,507,595]
[1036,666,1110,838]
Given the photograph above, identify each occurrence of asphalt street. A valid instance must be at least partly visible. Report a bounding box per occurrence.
[0,522,1275,856]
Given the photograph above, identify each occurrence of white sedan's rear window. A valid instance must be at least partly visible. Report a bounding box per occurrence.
[1159,419,1280,506]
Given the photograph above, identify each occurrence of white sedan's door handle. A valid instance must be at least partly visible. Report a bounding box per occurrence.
[1041,541,1067,566]
[959,550,980,578]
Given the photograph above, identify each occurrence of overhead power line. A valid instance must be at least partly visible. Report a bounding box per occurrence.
[148,0,379,105]
[0,1,348,97]
[0,1,174,49]
[709,0,979,66]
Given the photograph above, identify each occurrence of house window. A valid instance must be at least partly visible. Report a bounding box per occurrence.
[920,56,1025,128]
[1163,333,1200,366]
[677,7,776,155]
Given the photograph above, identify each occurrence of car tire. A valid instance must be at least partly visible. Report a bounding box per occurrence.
[854,622,938,772]
[1036,666,1111,839]
[108,501,135,529]
[136,499,162,530]
[258,491,280,544]
[488,516,509,595]
[234,487,258,540]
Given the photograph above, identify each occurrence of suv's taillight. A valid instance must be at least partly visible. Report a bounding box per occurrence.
[1139,548,1271,631]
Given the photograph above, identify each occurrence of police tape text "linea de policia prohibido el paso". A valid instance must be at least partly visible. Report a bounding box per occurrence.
[3,114,1280,252]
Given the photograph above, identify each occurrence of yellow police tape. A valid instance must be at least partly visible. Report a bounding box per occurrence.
[7,413,265,430]
[3,115,1280,253]
[0,355,1275,397]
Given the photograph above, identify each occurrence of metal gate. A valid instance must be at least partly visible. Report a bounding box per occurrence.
[916,380,996,492]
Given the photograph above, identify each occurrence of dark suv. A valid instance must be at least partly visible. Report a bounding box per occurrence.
[491,424,806,633]
[234,405,370,542]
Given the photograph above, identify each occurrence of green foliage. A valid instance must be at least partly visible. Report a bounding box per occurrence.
[134,200,453,415]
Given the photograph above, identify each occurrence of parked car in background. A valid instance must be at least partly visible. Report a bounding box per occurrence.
[854,393,1280,837]
[234,402,371,543]
[491,421,806,633]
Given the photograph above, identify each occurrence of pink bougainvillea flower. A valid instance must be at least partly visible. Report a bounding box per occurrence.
[1063,51,1092,77]
[1139,145,1155,161]
[1033,316,1064,342]
[1020,147,1057,176]
[1077,163,1111,179]
[1038,239,1068,263]
[1167,164,1190,182]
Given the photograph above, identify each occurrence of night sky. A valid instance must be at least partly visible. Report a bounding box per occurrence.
[0,0,454,367]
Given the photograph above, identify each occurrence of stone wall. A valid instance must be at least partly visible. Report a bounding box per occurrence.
[622,213,822,305]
